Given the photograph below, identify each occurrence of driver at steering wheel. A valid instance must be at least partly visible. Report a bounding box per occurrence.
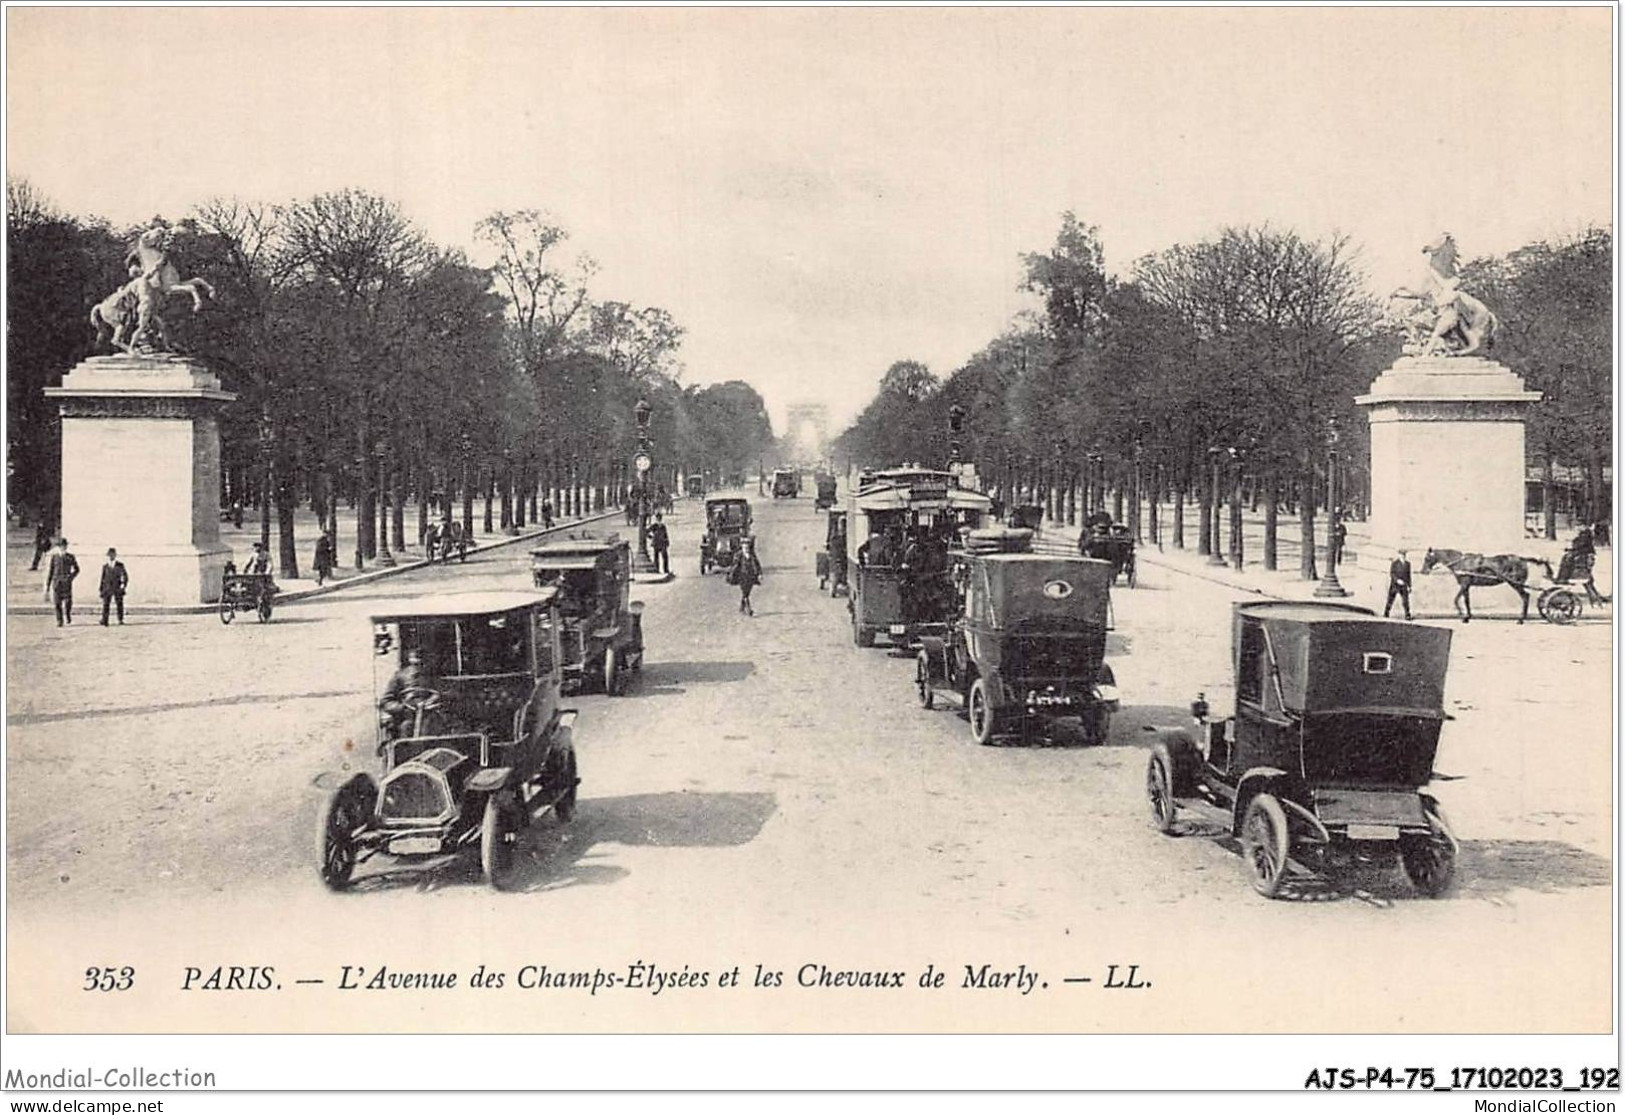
[380,648,436,740]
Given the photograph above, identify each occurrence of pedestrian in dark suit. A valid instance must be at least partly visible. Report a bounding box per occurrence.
[313,531,336,585]
[99,548,129,625]
[1385,550,1413,620]
[649,513,671,574]
[44,538,79,626]
[732,538,762,615]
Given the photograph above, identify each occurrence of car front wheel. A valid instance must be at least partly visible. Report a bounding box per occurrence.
[915,650,935,709]
[968,678,999,745]
[603,646,620,696]
[481,796,519,891]
[1146,751,1177,834]
[1240,793,1291,898]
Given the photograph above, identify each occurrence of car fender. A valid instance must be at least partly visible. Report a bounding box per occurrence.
[1152,729,1201,796]
[466,766,513,794]
[1232,767,1293,837]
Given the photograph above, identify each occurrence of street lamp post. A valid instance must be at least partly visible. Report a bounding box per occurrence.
[1228,447,1244,569]
[632,398,656,573]
[502,448,519,536]
[459,434,474,540]
[1315,417,1350,598]
[353,454,367,571]
[1086,453,1104,516]
[1131,438,1144,542]
[258,411,274,553]
[376,440,395,567]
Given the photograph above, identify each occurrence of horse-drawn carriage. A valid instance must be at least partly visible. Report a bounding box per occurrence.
[426,520,469,564]
[1079,513,1136,587]
[219,573,276,624]
[1422,542,1608,624]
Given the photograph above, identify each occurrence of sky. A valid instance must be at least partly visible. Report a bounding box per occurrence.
[6,7,1614,434]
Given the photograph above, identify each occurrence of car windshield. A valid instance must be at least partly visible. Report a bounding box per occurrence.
[533,567,597,614]
[711,505,747,528]
[394,610,530,678]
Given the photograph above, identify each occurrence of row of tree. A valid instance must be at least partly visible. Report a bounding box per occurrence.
[7,181,777,575]
[833,214,1612,572]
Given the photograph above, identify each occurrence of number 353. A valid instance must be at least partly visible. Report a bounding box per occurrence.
[83,966,134,992]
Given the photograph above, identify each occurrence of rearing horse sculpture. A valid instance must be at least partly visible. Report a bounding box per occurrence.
[1421,548,1554,624]
[92,220,216,354]
[1390,233,1498,357]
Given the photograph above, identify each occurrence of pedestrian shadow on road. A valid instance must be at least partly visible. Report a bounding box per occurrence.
[11,688,364,726]
[638,660,756,692]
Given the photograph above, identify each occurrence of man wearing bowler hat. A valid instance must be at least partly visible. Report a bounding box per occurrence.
[44,537,80,626]
[99,548,130,625]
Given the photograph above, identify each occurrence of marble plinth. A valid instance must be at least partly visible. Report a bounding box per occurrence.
[44,354,237,604]
[1355,354,1541,568]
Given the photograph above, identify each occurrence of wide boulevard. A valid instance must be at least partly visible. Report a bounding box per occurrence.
[6,491,1612,1033]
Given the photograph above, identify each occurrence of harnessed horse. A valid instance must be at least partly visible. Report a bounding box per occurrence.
[1421,549,1553,623]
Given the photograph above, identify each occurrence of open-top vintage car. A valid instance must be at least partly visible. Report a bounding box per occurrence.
[1146,600,1457,898]
[772,469,800,498]
[529,533,645,695]
[814,473,838,510]
[847,469,993,648]
[916,530,1119,745]
[684,475,705,499]
[315,590,580,892]
[701,497,753,574]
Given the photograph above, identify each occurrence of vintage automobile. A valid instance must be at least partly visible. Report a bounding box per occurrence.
[916,531,1119,745]
[772,469,801,499]
[529,533,645,696]
[1145,601,1457,899]
[701,497,753,574]
[219,572,276,624]
[1081,522,1137,587]
[684,475,706,499]
[816,508,850,596]
[315,590,580,892]
[846,469,992,648]
[814,473,838,510]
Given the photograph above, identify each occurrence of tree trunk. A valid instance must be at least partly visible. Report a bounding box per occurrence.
[1174,480,1186,549]
[1588,448,1606,528]
[391,465,406,551]
[1263,470,1279,571]
[1299,462,1319,580]
[500,463,514,530]
[354,427,369,568]
[1197,479,1211,556]
[417,470,429,548]
[275,467,299,579]
[483,468,494,534]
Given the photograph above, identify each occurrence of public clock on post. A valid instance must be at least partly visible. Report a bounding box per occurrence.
[634,453,652,475]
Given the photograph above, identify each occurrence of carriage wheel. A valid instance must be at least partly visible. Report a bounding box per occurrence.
[481,796,520,891]
[316,775,374,891]
[218,599,235,625]
[915,650,935,709]
[968,678,999,745]
[1240,793,1291,898]
[1400,801,1457,897]
[1542,588,1582,625]
[1146,751,1178,834]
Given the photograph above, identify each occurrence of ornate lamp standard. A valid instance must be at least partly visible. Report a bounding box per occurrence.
[1086,452,1104,516]
[1228,446,1245,569]
[258,410,274,552]
[1131,437,1144,542]
[352,453,367,570]
[375,439,395,567]
[502,447,519,536]
[1315,417,1350,598]
[631,398,655,572]
[948,404,966,469]
[459,433,474,540]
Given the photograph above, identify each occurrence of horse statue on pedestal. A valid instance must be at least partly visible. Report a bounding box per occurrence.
[1421,548,1554,623]
[91,219,216,354]
[1390,233,1498,357]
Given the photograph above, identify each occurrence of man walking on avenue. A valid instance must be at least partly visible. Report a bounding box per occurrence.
[732,537,763,616]
[1385,549,1413,620]
[649,513,671,575]
[44,538,80,626]
[99,548,129,625]
[29,519,52,571]
[313,530,336,586]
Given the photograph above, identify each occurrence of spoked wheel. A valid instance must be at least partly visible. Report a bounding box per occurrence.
[481,796,520,891]
[316,775,374,891]
[219,599,235,625]
[1539,588,1582,625]
[552,748,579,823]
[1240,793,1291,898]
[1401,801,1457,897]
[967,678,999,746]
[1146,752,1177,834]
[915,650,935,709]
[602,646,620,696]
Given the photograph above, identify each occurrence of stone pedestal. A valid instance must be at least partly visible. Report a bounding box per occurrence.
[44,354,237,605]
[1355,355,1541,569]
